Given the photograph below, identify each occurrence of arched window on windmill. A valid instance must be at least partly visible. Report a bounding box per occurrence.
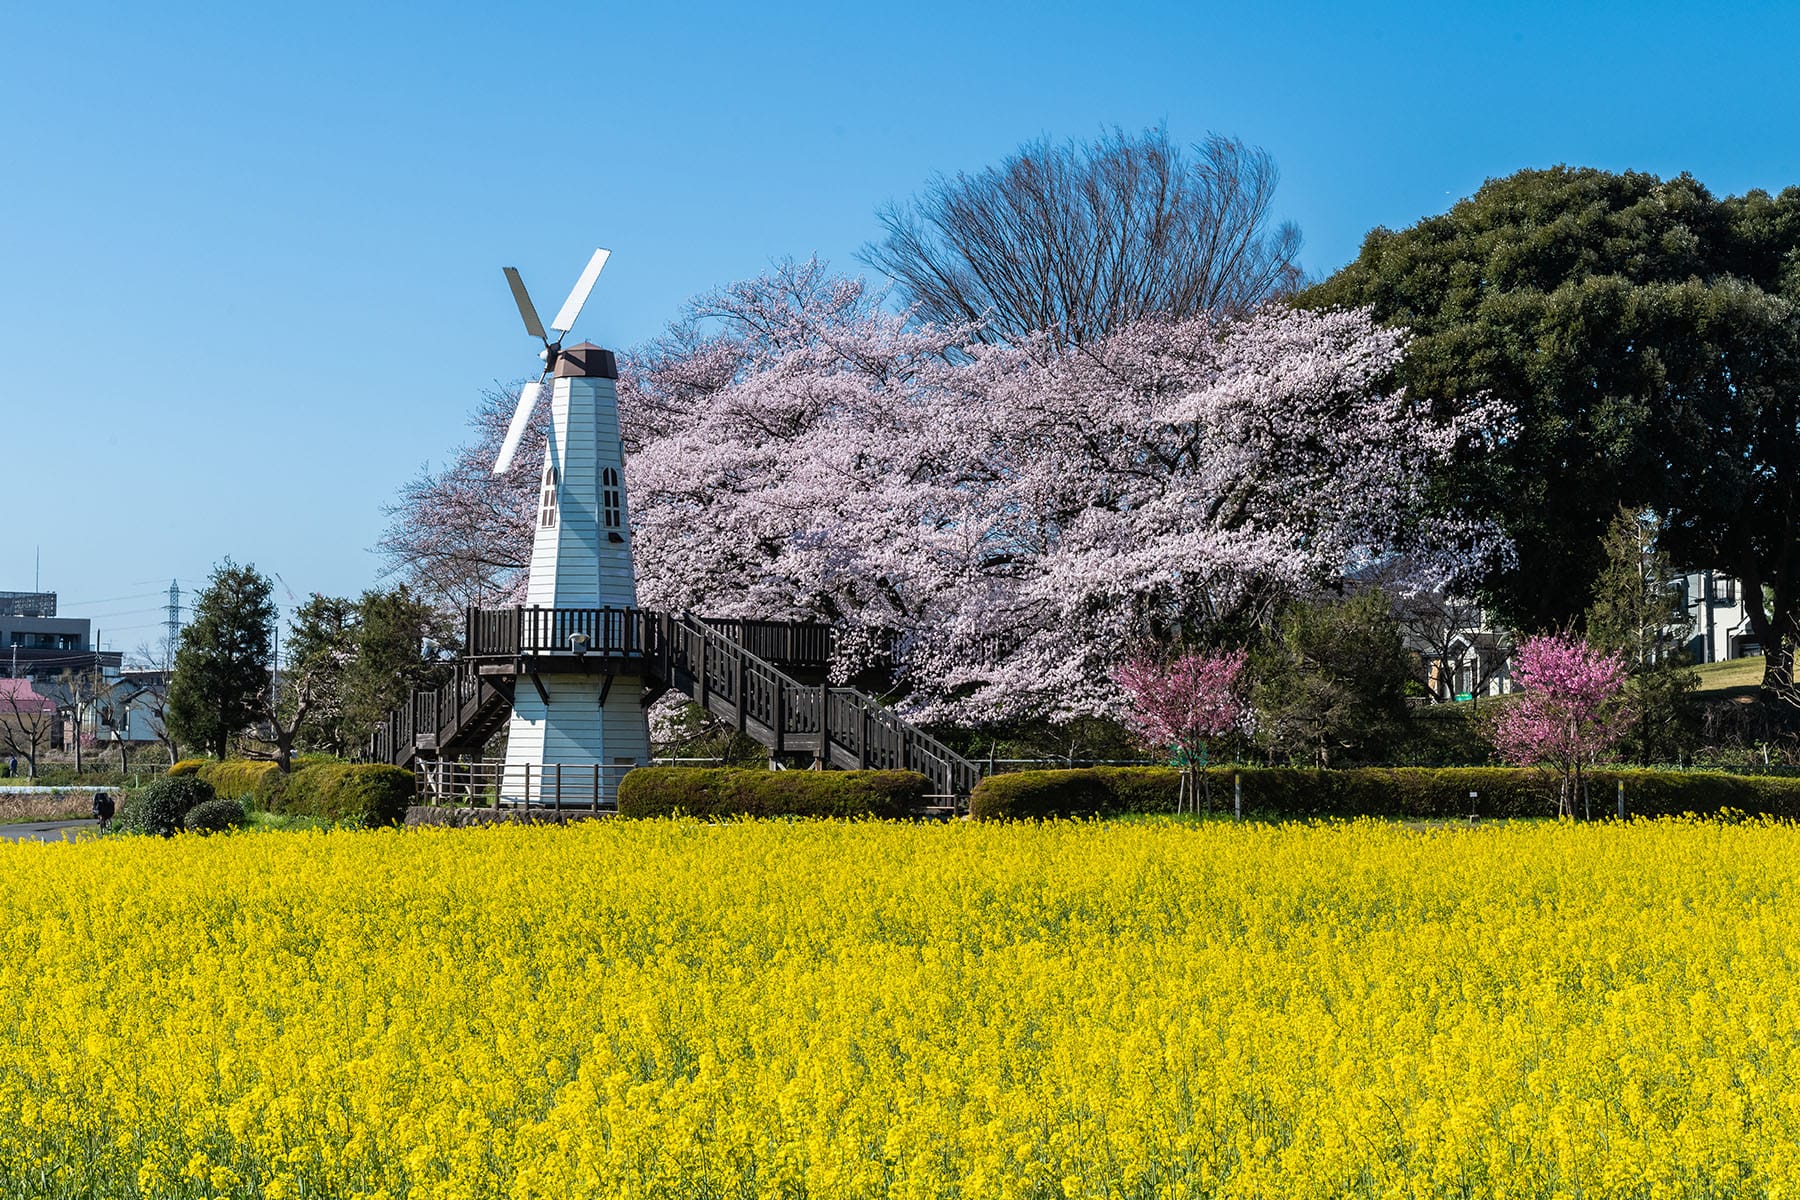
[538,465,558,529]
[602,466,623,540]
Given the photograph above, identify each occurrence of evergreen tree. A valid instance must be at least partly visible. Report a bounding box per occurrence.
[1250,589,1414,768]
[1585,507,1699,764]
[340,586,454,740]
[1301,168,1800,709]
[166,561,276,759]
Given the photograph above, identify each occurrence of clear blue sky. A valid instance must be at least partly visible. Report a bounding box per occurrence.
[4,0,1796,652]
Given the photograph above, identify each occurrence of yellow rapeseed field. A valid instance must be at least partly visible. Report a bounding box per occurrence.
[1,817,1797,1199]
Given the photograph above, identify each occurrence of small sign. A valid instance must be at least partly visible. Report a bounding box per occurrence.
[1454,692,1474,702]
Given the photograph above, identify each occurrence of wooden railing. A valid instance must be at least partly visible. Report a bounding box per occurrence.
[467,605,660,659]
[823,686,982,799]
[369,661,507,769]
[660,614,978,801]
[699,618,832,670]
[463,605,833,674]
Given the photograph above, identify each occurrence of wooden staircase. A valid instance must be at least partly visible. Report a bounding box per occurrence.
[368,607,980,806]
[649,613,980,802]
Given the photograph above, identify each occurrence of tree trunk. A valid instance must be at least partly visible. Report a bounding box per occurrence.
[1764,631,1800,710]
[1741,560,1800,710]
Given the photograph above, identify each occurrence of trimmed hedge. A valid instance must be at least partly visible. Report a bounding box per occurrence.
[618,767,929,819]
[265,762,414,827]
[966,769,1118,821]
[168,759,206,777]
[969,766,1800,821]
[192,760,281,803]
[169,758,413,827]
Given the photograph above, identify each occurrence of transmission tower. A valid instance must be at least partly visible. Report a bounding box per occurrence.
[165,579,182,670]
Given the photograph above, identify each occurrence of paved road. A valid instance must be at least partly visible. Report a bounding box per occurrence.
[0,821,100,843]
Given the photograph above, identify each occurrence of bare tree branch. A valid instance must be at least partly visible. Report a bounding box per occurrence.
[864,128,1303,348]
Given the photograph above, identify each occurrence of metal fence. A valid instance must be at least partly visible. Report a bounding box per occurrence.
[416,759,637,811]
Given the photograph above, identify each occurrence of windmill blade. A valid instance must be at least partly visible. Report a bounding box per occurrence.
[549,248,610,334]
[493,380,543,475]
[502,267,547,341]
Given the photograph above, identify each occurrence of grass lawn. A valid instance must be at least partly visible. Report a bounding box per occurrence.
[1694,654,1766,699]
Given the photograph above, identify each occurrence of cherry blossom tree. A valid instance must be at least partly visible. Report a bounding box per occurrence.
[380,259,1513,732]
[1113,648,1247,812]
[378,386,544,612]
[1490,634,1635,818]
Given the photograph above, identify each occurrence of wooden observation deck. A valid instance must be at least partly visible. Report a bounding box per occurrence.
[369,606,979,806]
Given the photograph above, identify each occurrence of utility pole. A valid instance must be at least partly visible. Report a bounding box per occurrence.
[1701,570,1716,664]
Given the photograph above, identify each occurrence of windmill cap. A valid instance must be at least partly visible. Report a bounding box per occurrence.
[554,343,619,380]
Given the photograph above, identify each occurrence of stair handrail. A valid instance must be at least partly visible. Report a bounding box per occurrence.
[671,613,977,800]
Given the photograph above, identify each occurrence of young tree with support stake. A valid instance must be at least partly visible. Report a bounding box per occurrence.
[1113,649,1247,813]
[1490,634,1635,818]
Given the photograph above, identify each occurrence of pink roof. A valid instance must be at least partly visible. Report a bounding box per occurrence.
[0,679,54,715]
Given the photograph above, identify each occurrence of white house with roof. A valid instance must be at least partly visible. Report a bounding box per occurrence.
[1398,568,1760,705]
[1677,570,1759,664]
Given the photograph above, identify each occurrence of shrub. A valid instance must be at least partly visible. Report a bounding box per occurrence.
[194,760,280,803]
[122,775,217,836]
[618,768,928,819]
[968,765,1800,821]
[167,759,206,777]
[184,797,249,834]
[967,770,1117,821]
[269,763,414,827]
[1088,766,1183,813]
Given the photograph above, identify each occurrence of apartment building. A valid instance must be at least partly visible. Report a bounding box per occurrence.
[0,591,123,681]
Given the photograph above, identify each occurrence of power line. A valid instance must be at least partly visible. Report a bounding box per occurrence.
[62,605,166,621]
[43,589,164,608]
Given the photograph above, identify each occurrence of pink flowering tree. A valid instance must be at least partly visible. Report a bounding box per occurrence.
[381,259,1514,733]
[1490,634,1635,818]
[1112,649,1247,813]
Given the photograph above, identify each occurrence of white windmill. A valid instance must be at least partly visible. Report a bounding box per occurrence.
[493,248,650,803]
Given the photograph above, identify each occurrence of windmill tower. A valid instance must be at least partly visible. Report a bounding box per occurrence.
[492,250,650,801]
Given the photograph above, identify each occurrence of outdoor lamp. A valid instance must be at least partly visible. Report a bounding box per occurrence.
[569,632,591,657]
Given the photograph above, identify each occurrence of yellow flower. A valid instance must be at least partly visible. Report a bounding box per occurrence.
[0,817,1797,1196]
